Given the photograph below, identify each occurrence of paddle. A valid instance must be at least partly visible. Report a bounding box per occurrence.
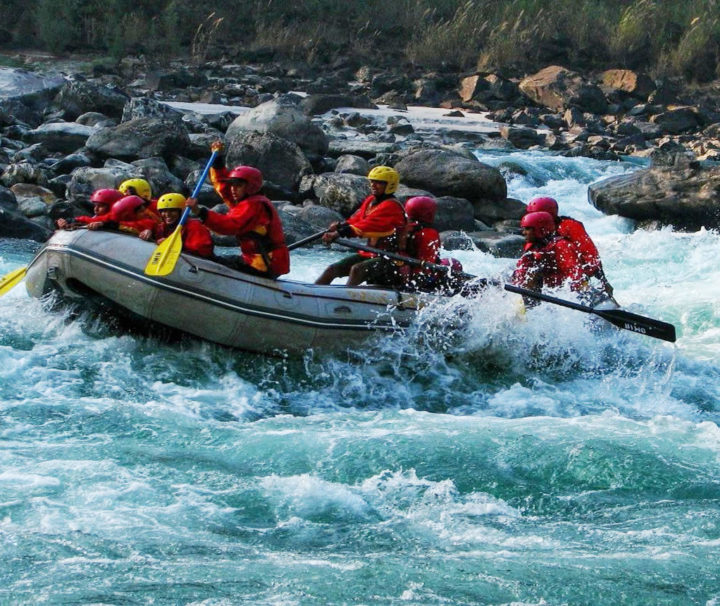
[504,284,677,342]
[287,229,327,251]
[334,238,480,282]
[144,151,218,277]
[0,266,27,296]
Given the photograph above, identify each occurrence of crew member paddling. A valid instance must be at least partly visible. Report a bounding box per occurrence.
[315,166,407,286]
[185,141,289,278]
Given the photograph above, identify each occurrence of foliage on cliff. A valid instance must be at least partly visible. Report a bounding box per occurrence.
[2,0,720,81]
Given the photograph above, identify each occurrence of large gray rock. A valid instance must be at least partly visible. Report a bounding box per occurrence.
[393,149,507,215]
[0,206,52,241]
[10,183,57,219]
[588,164,720,231]
[293,204,344,232]
[26,122,96,154]
[130,158,186,196]
[334,154,369,176]
[86,118,191,160]
[52,79,128,120]
[0,68,65,104]
[519,65,608,115]
[226,94,329,156]
[0,186,18,210]
[66,164,141,203]
[298,173,369,216]
[122,97,184,123]
[225,131,312,192]
[434,196,476,232]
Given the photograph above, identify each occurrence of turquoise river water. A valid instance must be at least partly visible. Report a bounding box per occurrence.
[0,150,718,605]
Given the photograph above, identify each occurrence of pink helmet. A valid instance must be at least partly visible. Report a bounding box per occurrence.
[110,195,145,222]
[526,196,559,218]
[90,189,124,205]
[405,196,437,224]
[520,211,556,239]
[224,166,263,195]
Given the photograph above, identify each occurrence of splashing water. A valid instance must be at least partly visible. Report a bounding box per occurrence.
[1,150,718,605]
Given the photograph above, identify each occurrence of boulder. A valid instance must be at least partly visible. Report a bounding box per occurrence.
[0,185,18,210]
[52,79,128,120]
[459,73,520,103]
[649,107,700,135]
[434,196,476,232]
[393,149,507,214]
[500,126,546,149]
[122,97,185,123]
[130,158,186,196]
[327,139,398,159]
[519,65,608,114]
[0,68,65,106]
[0,206,52,241]
[300,94,376,115]
[85,117,191,160]
[226,94,329,156]
[66,164,141,203]
[293,204,344,232]
[588,164,720,231]
[334,154,369,176]
[226,131,312,193]
[599,69,655,99]
[26,122,95,154]
[298,173,369,216]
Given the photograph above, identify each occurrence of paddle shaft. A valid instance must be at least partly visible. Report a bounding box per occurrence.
[334,238,477,281]
[177,150,219,229]
[288,229,327,251]
[504,284,677,342]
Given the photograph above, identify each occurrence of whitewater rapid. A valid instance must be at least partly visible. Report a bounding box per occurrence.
[1,150,718,605]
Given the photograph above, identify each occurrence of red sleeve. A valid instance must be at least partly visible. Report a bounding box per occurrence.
[183,220,214,257]
[512,249,541,288]
[73,215,95,224]
[204,199,265,236]
[348,198,406,238]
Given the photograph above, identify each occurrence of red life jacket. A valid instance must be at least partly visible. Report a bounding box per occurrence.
[154,219,214,258]
[513,235,584,290]
[346,194,407,257]
[204,194,289,277]
[557,216,602,275]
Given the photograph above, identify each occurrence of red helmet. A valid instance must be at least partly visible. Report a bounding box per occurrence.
[224,166,263,195]
[90,189,124,205]
[110,195,145,222]
[405,196,437,224]
[526,196,559,218]
[521,211,556,239]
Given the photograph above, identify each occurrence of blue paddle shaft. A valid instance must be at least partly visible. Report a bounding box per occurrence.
[178,150,218,228]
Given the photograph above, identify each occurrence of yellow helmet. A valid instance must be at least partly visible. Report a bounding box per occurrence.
[118,178,152,201]
[156,193,186,211]
[367,166,399,194]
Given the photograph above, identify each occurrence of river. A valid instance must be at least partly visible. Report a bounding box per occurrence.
[1,150,718,605]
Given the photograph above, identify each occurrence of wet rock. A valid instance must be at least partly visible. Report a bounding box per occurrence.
[393,148,506,210]
[130,157,186,196]
[1,162,51,187]
[76,112,116,128]
[588,163,720,230]
[122,97,184,123]
[0,185,17,210]
[0,206,52,241]
[500,126,546,149]
[86,117,191,160]
[226,130,312,192]
[434,196,476,232]
[226,94,329,156]
[300,94,376,115]
[50,152,94,175]
[0,67,65,106]
[327,139,399,159]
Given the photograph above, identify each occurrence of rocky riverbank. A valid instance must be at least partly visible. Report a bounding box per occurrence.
[1,52,720,255]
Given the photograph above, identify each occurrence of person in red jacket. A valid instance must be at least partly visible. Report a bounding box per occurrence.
[315,166,407,286]
[138,193,214,258]
[119,178,158,213]
[185,142,289,278]
[512,211,585,295]
[525,196,614,297]
[86,194,162,235]
[56,188,124,229]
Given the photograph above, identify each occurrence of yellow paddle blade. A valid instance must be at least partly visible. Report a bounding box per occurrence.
[144,228,183,277]
[0,266,27,296]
